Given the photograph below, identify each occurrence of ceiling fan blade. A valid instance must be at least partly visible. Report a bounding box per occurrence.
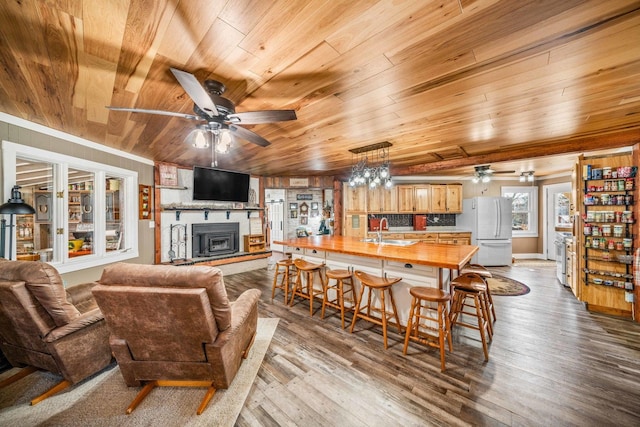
[492,170,516,174]
[170,68,218,118]
[229,125,271,147]
[106,106,202,121]
[227,110,297,124]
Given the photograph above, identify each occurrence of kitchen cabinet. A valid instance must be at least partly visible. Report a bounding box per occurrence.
[430,184,462,213]
[437,232,471,245]
[396,184,430,213]
[578,153,636,319]
[367,186,397,213]
[344,183,367,212]
[403,232,438,243]
[344,213,367,238]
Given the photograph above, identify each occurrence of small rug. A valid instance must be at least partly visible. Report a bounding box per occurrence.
[486,274,530,296]
[0,317,279,427]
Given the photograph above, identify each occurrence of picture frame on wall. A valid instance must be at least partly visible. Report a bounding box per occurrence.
[311,202,318,210]
[300,216,308,225]
[289,203,298,210]
[290,210,298,218]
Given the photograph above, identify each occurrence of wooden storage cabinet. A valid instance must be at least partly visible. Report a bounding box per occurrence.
[437,232,471,245]
[396,184,430,213]
[344,184,367,211]
[430,184,462,213]
[368,186,397,212]
[243,234,266,253]
[344,213,367,238]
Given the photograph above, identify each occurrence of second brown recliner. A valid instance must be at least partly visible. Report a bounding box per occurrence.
[92,262,261,415]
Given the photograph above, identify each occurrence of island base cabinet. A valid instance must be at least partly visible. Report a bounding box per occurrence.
[325,252,383,313]
[384,260,439,325]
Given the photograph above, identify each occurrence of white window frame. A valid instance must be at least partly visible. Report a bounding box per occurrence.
[501,185,539,238]
[2,141,139,273]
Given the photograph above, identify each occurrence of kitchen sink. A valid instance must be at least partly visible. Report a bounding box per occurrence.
[360,238,417,247]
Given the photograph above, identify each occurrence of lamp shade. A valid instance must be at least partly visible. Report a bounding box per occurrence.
[0,186,35,215]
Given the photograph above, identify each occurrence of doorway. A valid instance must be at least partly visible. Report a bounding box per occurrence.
[544,182,572,260]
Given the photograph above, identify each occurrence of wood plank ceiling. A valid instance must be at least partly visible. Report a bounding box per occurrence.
[0,0,639,179]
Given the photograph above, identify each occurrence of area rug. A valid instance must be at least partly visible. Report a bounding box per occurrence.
[0,317,279,427]
[486,274,530,296]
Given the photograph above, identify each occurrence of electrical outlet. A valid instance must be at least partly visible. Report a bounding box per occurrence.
[625,291,635,303]
[149,221,155,228]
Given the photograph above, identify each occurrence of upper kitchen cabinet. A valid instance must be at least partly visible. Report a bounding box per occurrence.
[344,184,367,212]
[397,184,430,213]
[368,186,397,213]
[430,184,463,213]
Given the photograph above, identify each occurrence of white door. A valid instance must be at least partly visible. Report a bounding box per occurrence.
[268,201,284,252]
[545,182,571,260]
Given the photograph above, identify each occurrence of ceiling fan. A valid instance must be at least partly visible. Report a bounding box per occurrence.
[107,68,297,148]
[472,165,515,183]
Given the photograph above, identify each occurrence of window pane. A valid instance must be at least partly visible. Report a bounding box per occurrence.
[555,192,571,227]
[68,169,94,257]
[512,212,530,230]
[15,158,54,261]
[509,193,530,212]
[106,177,124,251]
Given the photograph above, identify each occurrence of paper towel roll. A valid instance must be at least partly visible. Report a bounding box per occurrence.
[106,230,118,237]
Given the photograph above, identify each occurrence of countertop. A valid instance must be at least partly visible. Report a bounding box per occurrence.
[275,235,478,270]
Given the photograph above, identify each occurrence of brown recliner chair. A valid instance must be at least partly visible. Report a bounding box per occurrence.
[92,262,261,415]
[0,258,113,405]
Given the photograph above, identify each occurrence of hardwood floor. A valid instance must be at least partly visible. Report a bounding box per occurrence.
[223,261,640,426]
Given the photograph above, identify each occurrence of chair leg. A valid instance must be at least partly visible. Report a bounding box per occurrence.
[387,287,403,335]
[30,379,71,406]
[126,382,157,414]
[379,288,389,349]
[0,365,37,388]
[350,284,366,333]
[403,297,418,354]
[197,386,217,415]
[242,331,257,359]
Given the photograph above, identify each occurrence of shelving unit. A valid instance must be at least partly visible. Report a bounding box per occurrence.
[582,170,635,291]
[243,234,266,253]
[577,153,637,319]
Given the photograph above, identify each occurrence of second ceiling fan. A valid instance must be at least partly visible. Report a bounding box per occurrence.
[107,68,297,148]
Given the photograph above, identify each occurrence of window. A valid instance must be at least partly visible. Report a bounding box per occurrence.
[502,186,538,237]
[2,141,138,273]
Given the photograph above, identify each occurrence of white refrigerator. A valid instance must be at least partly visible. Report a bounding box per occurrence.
[457,197,513,266]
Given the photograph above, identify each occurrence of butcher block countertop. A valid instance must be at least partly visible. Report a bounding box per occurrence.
[275,235,478,270]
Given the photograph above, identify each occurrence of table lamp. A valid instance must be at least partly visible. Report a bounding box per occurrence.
[0,185,36,260]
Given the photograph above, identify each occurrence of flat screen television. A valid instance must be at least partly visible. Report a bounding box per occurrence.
[192,166,250,203]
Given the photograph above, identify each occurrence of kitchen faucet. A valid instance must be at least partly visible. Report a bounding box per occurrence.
[377,217,388,243]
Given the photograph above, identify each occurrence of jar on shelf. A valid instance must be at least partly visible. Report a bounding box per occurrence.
[623,238,633,250]
[601,224,611,236]
[613,225,624,237]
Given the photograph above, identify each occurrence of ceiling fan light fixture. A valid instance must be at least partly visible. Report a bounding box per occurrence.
[186,127,210,149]
[215,128,233,153]
[482,175,491,183]
[527,171,535,182]
[519,173,526,182]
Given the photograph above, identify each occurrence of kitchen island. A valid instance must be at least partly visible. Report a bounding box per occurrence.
[274,235,478,323]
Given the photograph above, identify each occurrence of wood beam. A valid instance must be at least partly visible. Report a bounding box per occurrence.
[396,128,640,175]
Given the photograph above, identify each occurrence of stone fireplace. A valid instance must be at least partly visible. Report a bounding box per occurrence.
[192,223,239,257]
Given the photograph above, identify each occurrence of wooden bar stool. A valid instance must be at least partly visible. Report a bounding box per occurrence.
[461,263,496,323]
[449,272,491,361]
[271,257,296,304]
[322,269,355,329]
[289,258,326,316]
[403,287,453,372]
[350,270,402,349]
